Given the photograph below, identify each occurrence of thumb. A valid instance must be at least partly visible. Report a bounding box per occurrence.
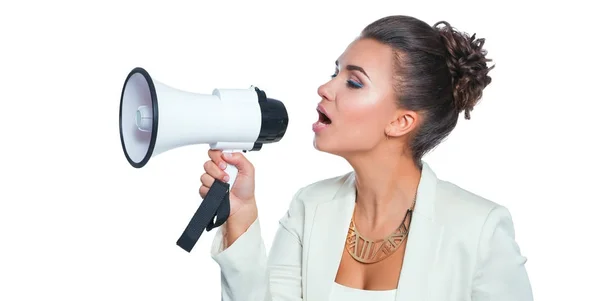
[221,152,254,175]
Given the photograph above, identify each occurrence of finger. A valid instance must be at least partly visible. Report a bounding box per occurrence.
[203,160,228,182]
[221,152,254,175]
[207,150,227,170]
[200,173,215,188]
[199,185,209,198]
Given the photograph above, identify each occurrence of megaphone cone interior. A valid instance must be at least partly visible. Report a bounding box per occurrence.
[119,68,158,168]
[119,67,289,171]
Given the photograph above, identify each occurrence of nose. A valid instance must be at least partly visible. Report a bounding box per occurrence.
[317,82,334,102]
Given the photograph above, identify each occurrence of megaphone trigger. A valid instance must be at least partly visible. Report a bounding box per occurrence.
[221,149,240,187]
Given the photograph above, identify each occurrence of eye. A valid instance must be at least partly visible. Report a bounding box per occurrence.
[330,70,363,89]
[347,79,363,89]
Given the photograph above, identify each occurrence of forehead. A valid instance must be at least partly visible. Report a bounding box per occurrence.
[337,38,395,77]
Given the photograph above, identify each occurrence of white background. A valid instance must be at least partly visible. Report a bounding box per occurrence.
[1,0,598,300]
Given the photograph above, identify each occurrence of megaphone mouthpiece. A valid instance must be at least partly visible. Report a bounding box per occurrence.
[135,105,153,132]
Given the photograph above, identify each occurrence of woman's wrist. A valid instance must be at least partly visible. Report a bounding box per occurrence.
[224,202,258,247]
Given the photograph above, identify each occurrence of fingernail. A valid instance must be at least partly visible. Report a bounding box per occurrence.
[219,162,226,170]
[223,175,230,182]
[223,152,232,159]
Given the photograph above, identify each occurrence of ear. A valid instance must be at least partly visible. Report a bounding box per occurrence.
[385,109,418,138]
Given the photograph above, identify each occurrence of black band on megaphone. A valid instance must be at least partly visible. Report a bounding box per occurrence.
[176,180,230,253]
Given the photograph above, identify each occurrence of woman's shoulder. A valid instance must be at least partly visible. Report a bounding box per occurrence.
[275,172,354,228]
[435,179,502,217]
[433,178,515,239]
[292,171,355,204]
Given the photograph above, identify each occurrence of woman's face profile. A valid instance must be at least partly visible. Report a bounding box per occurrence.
[313,38,400,156]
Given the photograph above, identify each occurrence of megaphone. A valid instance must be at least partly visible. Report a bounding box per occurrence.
[119,67,289,252]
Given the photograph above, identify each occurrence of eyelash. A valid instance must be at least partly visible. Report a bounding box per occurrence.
[330,73,363,89]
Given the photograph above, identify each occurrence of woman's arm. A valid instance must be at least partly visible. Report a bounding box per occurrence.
[211,189,305,301]
[471,206,534,300]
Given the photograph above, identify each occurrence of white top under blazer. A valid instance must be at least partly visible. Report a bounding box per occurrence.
[210,162,534,301]
[329,282,396,301]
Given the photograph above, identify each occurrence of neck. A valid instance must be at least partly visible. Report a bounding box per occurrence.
[346,147,422,228]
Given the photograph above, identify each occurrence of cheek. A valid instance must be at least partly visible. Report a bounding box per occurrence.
[338,92,389,132]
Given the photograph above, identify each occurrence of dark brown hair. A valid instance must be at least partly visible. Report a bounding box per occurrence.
[360,15,494,163]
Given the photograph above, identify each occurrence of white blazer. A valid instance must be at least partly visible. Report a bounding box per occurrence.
[210,162,533,301]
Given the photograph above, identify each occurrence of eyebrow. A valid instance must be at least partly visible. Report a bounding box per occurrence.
[335,60,370,79]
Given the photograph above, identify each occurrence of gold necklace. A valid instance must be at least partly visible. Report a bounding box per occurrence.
[344,197,416,264]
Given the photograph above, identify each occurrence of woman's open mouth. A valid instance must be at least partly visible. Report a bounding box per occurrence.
[317,109,331,125]
[313,105,332,133]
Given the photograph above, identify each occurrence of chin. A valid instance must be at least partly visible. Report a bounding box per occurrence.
[313,135,335,154]
[313,135,349,157]
[312,135,326,151]
[313,134,381,159]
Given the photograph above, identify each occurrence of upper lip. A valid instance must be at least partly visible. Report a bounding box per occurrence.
[317,104,330,119]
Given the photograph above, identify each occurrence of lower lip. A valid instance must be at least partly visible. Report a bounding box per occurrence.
[312,121,329,133]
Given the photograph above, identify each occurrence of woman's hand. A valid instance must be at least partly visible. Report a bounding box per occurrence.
[199,150,258,241]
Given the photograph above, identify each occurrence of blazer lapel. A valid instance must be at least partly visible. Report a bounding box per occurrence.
[395,162,444,300]
[305,173,356,301]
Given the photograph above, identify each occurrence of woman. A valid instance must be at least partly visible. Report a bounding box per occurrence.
[199,15,533,301]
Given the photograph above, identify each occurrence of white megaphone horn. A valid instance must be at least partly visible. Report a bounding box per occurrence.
[118,67,289,252]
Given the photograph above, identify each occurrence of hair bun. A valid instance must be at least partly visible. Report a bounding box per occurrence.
[434,21,494,119]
